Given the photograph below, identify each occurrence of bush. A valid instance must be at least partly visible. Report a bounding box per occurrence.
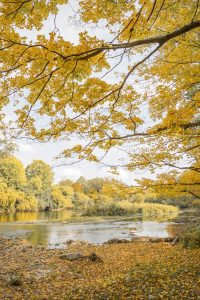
[82,200,178,217]
[181,226,200,249]
[82,202,126,216]
[141,203,178,216]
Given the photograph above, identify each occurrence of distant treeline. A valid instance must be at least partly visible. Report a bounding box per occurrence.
[0,155,188,215]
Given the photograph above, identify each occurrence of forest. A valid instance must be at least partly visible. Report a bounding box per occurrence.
[0,154,182,216]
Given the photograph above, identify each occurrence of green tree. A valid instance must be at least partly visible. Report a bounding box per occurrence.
[26,160,54,210]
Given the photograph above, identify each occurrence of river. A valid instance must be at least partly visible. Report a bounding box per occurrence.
[0,210,190,248]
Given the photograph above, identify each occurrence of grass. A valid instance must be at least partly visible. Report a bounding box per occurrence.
[82,200,179,217]
[181,226,200,248]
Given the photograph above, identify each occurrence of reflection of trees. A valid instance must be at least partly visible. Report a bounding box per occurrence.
[23,211,74,246]
[0,210,76,246]
[15,212,38,222]
[37,210,73,221]
[27,225,51,247]
[0,210,182,245]
[0,210,74,223]
[0,212,37,223]
[46,210,73,221]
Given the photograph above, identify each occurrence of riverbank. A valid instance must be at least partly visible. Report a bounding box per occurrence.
[0,237,199,299]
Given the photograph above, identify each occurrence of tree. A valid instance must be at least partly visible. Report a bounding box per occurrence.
[73,191,91,210]
[138,168,200,201]
[0,156,26,190]
[0,138,17,159]
[14,192,38,211]
[86,178,105,195]
[59,179,74,187]
[76,176,89,194]
[0,114,17,158]
[0,156,39,211]
[0,179,16,210]
[0,1,199,197]
[26,160,54,209]
[0,178,38,211]
[51,185,73,209]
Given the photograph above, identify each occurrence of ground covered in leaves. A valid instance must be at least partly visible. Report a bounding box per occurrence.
[0,238,199,300]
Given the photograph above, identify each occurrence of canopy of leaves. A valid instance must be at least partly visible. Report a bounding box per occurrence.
[0,156,26,190]
[0,0,199,198]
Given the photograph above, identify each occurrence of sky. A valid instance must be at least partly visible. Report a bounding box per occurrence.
[12,2,155,184]
[15,139,139,183]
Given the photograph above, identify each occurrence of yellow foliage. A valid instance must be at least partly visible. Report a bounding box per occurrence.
[51,185,73,209]
[15,193,38,211]
[0,179,38,211]
[1,238,200,299]
[0,1,199,199]
[0,156,26,190]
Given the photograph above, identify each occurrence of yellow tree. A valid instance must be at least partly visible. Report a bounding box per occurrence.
[0,156,26,190]
[51,185,73,209]
[0,0,199,198]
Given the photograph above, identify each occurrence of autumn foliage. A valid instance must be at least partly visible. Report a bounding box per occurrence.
[0,238,200,299]
[0,1,199,198]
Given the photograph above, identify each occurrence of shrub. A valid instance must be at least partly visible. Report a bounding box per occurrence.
[141,203,178,216]
[181,226,200,249]
[82,202,126,216]
[82,200,178,217]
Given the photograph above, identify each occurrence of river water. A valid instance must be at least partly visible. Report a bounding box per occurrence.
[0,210,189,248]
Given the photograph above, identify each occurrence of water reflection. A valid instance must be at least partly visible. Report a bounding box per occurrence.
[0,210,186,248]
[0,210,74,223]
[0,212,38,223]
